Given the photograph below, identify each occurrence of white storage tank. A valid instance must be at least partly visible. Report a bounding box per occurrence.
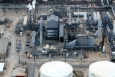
[40,61,73,77]
[102,46,105,53]
[89,61,115,77]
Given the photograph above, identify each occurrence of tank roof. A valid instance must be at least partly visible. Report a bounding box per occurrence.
[89,61,115,77]
[40,61,73,77]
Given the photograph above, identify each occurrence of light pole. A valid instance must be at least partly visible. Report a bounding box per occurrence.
[2,41,5,62]
[65,51,67,62]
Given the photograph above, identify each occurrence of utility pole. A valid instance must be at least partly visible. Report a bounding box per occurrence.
[15,4,17,14]
[81,49,82,62]
[65,51,67,62]
[18,51,20,63]
[4,50,5,62]
[34,50,35,62]
[2,41,5,62]
[3,4,5,14]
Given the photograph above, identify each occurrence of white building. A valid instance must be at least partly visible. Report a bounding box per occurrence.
[0,63,5,76]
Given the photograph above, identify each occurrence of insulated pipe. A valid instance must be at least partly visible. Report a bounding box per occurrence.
[113,20,115,35]
[32,31,36,46]
[40,18,43,46]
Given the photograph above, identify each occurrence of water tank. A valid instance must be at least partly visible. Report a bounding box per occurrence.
[89,61,115,77]
[40,61,73,77]
[102,46,105,53]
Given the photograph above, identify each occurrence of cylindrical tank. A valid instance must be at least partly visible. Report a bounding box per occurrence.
[40,61,73,77]
[89,61,115,77]
[102,46,105,53]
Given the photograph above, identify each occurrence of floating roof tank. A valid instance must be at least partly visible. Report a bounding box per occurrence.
[89,61,115,77]
[40,61,73,77]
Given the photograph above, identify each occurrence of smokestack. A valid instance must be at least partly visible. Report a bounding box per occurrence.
[40,18,43,46]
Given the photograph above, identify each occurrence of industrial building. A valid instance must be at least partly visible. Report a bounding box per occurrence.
[46,14,59,40]
[0,39,8,59]
[0,63,5,76]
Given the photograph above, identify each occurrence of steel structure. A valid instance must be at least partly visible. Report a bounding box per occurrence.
[11,0,115,62]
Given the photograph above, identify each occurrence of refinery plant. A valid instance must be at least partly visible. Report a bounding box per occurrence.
[0,0,115,77]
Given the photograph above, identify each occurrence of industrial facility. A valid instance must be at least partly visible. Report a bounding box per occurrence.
[0,0,115,77]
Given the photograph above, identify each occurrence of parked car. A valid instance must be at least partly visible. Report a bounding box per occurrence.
[26,41,30,46]
[17,46,21,49]
[17,49,20,52]
[8,42,11,46]
[17,40,21,46]
[17,40,21,52]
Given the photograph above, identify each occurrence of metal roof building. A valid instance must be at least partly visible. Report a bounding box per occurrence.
[0,39,8,58]
[47,14,59,28]
[0,63,5,76]
[46,14,59,40]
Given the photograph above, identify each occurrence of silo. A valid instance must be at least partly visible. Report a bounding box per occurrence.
[89,61,115,77]
[40,61,73,77]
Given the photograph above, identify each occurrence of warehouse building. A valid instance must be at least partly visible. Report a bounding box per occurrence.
[0,39,9,59]
[0,63,5,76]
[46,14,59,40]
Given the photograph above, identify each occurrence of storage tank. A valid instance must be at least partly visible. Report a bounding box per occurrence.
[102,46,105,53]
[40,61,73,77]
[89,61,115,77]
[113,20,115,35]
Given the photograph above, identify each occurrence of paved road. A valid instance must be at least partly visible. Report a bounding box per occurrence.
[0,4,101,9]
[1,16,22,77]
